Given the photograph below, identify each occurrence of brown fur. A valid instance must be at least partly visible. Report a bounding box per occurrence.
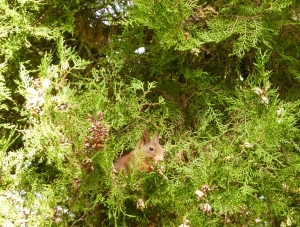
[113,130,164,175]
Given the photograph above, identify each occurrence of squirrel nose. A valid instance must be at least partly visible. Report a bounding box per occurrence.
[154,155,164,162]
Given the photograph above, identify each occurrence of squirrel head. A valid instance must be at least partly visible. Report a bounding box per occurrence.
[138,130,164,162]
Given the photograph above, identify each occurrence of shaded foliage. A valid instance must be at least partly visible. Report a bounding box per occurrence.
[1,0,300,226]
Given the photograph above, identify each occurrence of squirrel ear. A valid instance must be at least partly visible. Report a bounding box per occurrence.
[141,130,150,144]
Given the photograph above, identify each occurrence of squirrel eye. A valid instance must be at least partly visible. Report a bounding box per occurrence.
[149,146,154,151]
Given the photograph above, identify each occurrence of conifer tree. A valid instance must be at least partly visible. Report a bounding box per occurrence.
[1,0,300,226]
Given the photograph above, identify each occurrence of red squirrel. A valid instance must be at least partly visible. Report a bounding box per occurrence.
[113,130,164,175]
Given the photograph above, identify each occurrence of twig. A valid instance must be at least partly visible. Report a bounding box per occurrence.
[231,14,264,33]
[71,212,86,227]
[31,7,50,26]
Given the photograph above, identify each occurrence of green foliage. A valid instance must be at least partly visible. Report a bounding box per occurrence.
[1,0,300,226]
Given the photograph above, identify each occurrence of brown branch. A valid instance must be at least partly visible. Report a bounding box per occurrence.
[71,212,87,227]
[31,7,50,26]
[231,14,264,33]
